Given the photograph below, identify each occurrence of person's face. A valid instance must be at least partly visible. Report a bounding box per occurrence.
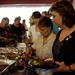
[51,11,63,28]
[3,20,9,28]
[32,16,40,24]
[39,26,51,37]
[42,13,46,17]
[15,19,20,25]
[23,21,25,24]
[29,16,35,24]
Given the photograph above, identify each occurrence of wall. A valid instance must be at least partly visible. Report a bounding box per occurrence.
[0,0,57,4]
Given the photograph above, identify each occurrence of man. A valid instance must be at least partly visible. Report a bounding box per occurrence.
[0,17,10,46]
[9,17,23,42]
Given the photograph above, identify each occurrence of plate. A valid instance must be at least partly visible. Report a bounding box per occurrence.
[28,59,58,69]
[31,64,56,69]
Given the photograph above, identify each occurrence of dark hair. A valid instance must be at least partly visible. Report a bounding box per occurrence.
[32,11,42,19]
[38,16,53,30]
[42,11,48,16]
[50,0,75,28]
[14,17,20,22]
[22,19,26,22]
[1,17,9,22]
[62,0,73,3]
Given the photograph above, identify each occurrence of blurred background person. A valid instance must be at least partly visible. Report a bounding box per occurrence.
[18,16,26,41]
[0,17,17,46]
[22,19,28,31]
[9,16,23,42]
[0,17,10,46]
[22,19,28,42]
[29,16,35,26]
[28,11,42,43]
[42,11,48,17]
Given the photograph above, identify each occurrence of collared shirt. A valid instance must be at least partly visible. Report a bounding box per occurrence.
[32,33,56,58]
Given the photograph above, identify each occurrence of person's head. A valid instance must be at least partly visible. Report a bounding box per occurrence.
[22,19,26,24]
[1,17,9,28]
[32,11,42,24]
[38,16,53,37]
[50,0,75,28]
[42,11,50,18]
[29,16,35,26]
[17,16,21,21]
[14,17,20,25]
[42,11,48,16]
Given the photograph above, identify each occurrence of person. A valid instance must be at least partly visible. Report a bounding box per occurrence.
[9,17,23,42]
[28,11,42,42]
[0,17,10,46]
[42,11,60,34]
[50,0,75,75]
[42,11,48,17]
[29,16,35,26]
[22,19,28,42]
[22,19,28,31]
[0,17,17,46]
[18,16,26,40]
[25,16,56,75]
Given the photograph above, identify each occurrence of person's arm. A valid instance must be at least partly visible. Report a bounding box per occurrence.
[25,47,35,57]
[52,61,75,72]
[28,31,33,42]
[69,63,75,72]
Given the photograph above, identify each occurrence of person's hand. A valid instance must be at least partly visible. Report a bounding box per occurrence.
[51,61,69,73]
[24,38,29,46]
[12,34,18,38]
[25,47,33,57]
[4,38,10,43]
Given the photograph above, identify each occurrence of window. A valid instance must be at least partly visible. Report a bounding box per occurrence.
[0,4,50,27]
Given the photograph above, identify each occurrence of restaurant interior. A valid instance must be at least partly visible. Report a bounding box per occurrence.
[0,0,74,75]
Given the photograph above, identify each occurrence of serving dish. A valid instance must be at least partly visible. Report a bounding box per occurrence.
[0,59,15,75]
[28,58,58,69]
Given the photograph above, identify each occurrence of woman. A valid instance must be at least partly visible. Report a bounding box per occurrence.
[25,16,56,75]
[28,11,41,42]
[50,1,75,75]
